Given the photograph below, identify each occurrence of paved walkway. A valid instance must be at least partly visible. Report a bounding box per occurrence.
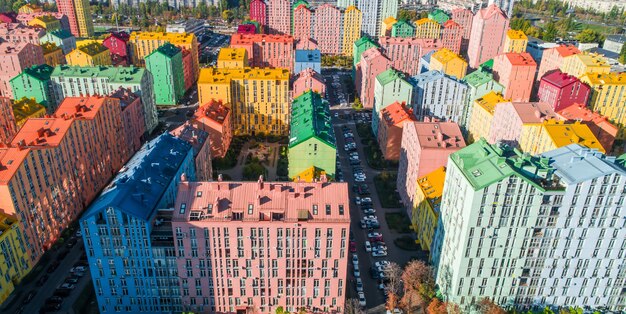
[216,141,284,181]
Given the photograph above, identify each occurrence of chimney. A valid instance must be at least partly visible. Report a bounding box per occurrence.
[258,175,264,190]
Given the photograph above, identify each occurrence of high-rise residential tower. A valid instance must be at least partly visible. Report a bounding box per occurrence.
[467,4,509,68]
[56,0,93,37]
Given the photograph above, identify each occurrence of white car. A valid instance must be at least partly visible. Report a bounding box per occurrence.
[367,232,382,238]
[352,254,359,265]
[355,177,365,182]
[70,266,87,273]
[356,278,364,292]
[364,241,372,252]
[353,269,361,277]
[358,292,367,307]
[59,283,75,290]
[374,261,390,268]
[372,250,388,257]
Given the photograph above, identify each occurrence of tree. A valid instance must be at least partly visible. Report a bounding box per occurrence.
[12,0,26,12]
[275,306,285,314]
[575,29,605,44]
[398,9,418,21]
[221,9,234,23]
[345,298,365,314]
[475,298,506,314]
[427,298,448,314]
[400,260,436,312]
[525,26,543,38]
[619,43,626,65]
[542,21,558,41]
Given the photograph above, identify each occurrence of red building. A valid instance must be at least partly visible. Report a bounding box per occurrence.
[249,0,267,32]
[192,100,232,159]
[230,33,294,71]
[102,31,129,65]
[377,101,416,160]
[109,87,145,154]
[0,12,17,23]
[181,47,194,90]
[441,20,463,54]
[557,103,617,153]
[538,70,590,112]
[237,24,257,34]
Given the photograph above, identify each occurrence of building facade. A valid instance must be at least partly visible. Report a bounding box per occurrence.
[10,64,57,109]
[293,68,326,98]
[556,104,617,154]
[145,43,185,106]
[0,42,44,99]
[372,69,413,135]
[580,72,626,139]
[342,6,362,57]
[503,29,528,53]
[489,101,558,147]
[430,48,468,80]
[466,4,509,68]
[230,34,295,71]
[357,48,389,109]
[65,42,112,66]
[536,44,580,80]
[411,70,469,125]
[56,0,93,37]
[493,52,537,102]
[377,101,416,161]
[192,100,232,159]
[537,70,590,112]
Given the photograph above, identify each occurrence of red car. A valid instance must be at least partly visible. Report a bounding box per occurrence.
[349,241,357,252]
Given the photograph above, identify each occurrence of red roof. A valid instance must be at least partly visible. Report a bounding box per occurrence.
[557,104,617,133]
[10,118,73,148]
[541,70,582,88]
[554,44,580,58]
[442,20,461,29]
[503,52,536,66]
[380,101,415,127]
[54,96,108,120]
[195,100,230,126]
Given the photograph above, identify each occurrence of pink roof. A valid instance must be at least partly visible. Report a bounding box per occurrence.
[0,41,31,54]
[479,4,506,19]
[230,33,294,44]
[412,121,466,149]
[381,101,415,127]
[541,70,582,88]
[295,67,324,82]
[172,178,350,223]
[194,100,230,126]
[11,118,73,147]
[54,96,107,120]
[510,102,558,123]
[554,44,580,57]
[361,47,384,61]
[503,52,536,66]
[442,20,461,29]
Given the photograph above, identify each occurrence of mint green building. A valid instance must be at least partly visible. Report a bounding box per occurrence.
[145,43,185,106]
[353,36,379,66]
[391,20,416,38]
[288,91,336,181]
[372,69,413,135]
[10,64,57,111]
[462,68,504,128]
[39,29,76,54]
[428,9,450,24]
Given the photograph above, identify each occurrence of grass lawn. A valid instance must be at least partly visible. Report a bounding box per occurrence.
[385,211,412,234]
[394,235,420,251]
[374,172,403,208]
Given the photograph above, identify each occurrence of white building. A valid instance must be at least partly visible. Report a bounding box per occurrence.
[434,141,626,311]
[166,19,205,35]
[561,0,626,13]
[488,0,515,17]
[357,0,398,37]
[411,70,469,125]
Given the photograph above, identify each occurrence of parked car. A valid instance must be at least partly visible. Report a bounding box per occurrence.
[375,261,390,268]
[59,283,75,290]
[352,254,359,266]
[356,278,364,292]
[70,266,86,273]
[364,241,372,252]
[22,291,36,304]
[358,292,367,307]
[65,238,77,248]
[363,208,376,215]
[353,269,361,278]
[372,250,388,257]
[368,232,382,239]
[65,277,80,284]
[349,241,356,252]
[45,296,63,305]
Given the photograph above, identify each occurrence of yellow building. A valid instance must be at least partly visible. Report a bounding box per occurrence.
[13,98,46,127]
[74,0,94,37]
[18,3,42,13]
[414,18,440,39]
[381,16,397,37]
[429,48,468,79]
[503,29,528,53]
[42,42,65,66]
[198,65,290,136]
[467,91,508,142]
[75,39,103,47]
[0,214,32,304]
[522,120,605,154]
[412,166,446,251]
[217,48,248,68]
[560,52,610,78]
[128,31,199,82]
[66,42,111,66]
[27,15,61,31]
[580,72,626,139]
[342,6,363,57]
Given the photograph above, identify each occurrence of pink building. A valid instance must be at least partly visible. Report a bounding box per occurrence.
[441,20,463,54]
[557,103,617,153]
[451,8,473,54]
[378,101,416,161]
[397,120,466,208]
[238,24,257,34]
[488,101,557,146]
[538,70,590,112]
[192,99,232,159]
[181,48,194,90]
[109,87,145,155]
[0,23,46,45]
[250,0,267,32]
[314,4,342,55]
[0,97,16,144]
[16,12,69,30]
[536,44,580,79]
[293,68,326,98]
[230,34,294,71]
[267,0,291,35]
[296,37,318,50]
[293,3,313,42]
[0,42,44,98]
[467,4,509,68]
[170,122,213,181]
[493,52,536,102]
[357,48,390,109]
[102,31,129,62]
[171,177,350,314]
[379,37,441,76]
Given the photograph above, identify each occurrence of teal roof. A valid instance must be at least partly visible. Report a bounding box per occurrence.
[450,138,562,191]
[376,68,406,86]
[149,42,181,59]
[49,29,73,39]
[393,20,414,30]
[51,65,146,84]
[15,64,53,82]
[289,91,336,149]
[463,69,494,87]
[479,59,494,72]
[428,9,450,24]
[293,0,309,9]
[354,36,378,49]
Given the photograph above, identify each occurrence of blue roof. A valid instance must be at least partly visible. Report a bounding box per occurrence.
[295,49,321,63]
[82,133,193,221]
[541,144,625,185]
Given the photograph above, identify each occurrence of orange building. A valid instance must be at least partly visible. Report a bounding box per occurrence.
[377,101,416,160]
[557,103,618,153]
[493,52,537,102]
[192,100,232,159]
[537,44,580,80]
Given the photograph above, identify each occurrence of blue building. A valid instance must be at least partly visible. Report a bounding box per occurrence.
[294,49,321,75]
[80,133,195,314]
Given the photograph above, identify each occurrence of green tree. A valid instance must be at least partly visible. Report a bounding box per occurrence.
[222,9,234,23]
[397,9,418,21]
[11,0,26,12]
[275,306,285,314]
[575,29,605,44]
[619,43,626,65]
[525,26,543,38]
[542,21,558,41]
[510,17,531,32]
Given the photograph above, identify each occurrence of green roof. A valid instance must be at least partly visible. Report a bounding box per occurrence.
[479,59,494,72]
[49,29,73,39]
[376,68,405,86]
[78,42,108,56]
[149,43,181,59]
[293,0,309,9]
[428,9,450,24]
[354,36,378,49]
[51,65,146,84]
[18,64,54,82]
[289,91,335,149]
[463,69,494,87]
[450,138,562,191]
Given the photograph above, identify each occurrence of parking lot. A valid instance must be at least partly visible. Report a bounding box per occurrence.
[323,69,353,108]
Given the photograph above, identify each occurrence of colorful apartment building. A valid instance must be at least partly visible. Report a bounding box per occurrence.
[380,16,397,36]
[521,120,604,155]
[414,18,441,39]
[372,69,413,135]
[181,48,194,90]
[0,97,16,143]
[250,0,267,32]
[128,31,199,82]
[428,9,450,24]
[391,20,416,38]
[0,12,17,23]
[358,0,398,37]
[441,20,463,54]
[377,101,416,160]
[560,52,610,78]
[537,70,590,112]
[0,42,44,99]
[293,68,326,98]
[397,121,466,209]
[379,37,441,76]
[192,99,232,159]
[0,214,32,304]
[170,122,213,181]
[536,44,580,79]
[342,6,363,56]
[145,43,185,106]
[41,42,65,66]
[16,12,69,31]
[493,52,537,102]
[65,42,111,66]
[503,29,528,53]
[557,103,617,153]
[357,48,389,109]
[288,91,336,181]
[197,66,290,136]
[50,65,157,133]
[429,48,468,79]
[56,0,93,37]
[450,8,473,53]
[292,2,313,42]
[412,166,445,252]
[237,23,257,35]
[0,23,46,45]
[80,133,195,314]
[267,0,291,34]
[40,29,76,54]
[230,33,294,71]
[18,3,42,13]
[170,178,350,314]
[580,72,626,139]
[467,91,508,142]
[294,49,321,75]
[467,4,509,68]
[102,31,130,65]
[217,48,248,69]
[12,97,46,128]
[109,87,145,156]
[28,15,61,30]
[353,36,379,66]
[411,70,469,125]
[489,101,558,147]
[10,64,56,109]
[314,4,342,55]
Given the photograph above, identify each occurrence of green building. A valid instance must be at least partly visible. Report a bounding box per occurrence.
[428,9,450,24]
[10,64,57,111]
[462,68,504,128]
[39,29,76,54]
[288,91,336,181]
[353,36,379,66]
[372,69,413,135]
[145,43,185,106]
[391,20,416,38]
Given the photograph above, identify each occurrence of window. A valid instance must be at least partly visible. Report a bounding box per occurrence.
[248,204,253,215]
[339,205,344,215]
[325,205,331,215]
[180,203,186,214]
[312,205,318,215]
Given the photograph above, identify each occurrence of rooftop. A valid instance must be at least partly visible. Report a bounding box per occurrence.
[295,49,321,63]
[572,52,610,67]
[83,133,193,221]
[361,47,386,62]
[32,14,57,23]
[108,31,130,42]
[52,65,147,84]
[380,101,415,127]
[541,70,582,87]
[0,212,17,236]
[542,144,625,185]
[410,70,463,87]
[509,102,558,124]
[501,52,537,66]
[295,68,325,83]
[47,29,73,39]
[16,64,54,82]
[217,47,246,62]
[414,18,438,26]
[0,147,30,184]
[12,98,45,122]
[606,34,626,44]
[556,104,617,133]
[77,42,109,56]
[442,20,461,29]
[230,33,294,44]
[478,4,506,20]
[130,31,196,44]
[170,122,210,158]
[412,121,466,150]
[10,117,73,148]
[289,91,335,149]
[41,41,61,53]
[580,72,626,85]
[54,96,108,120]
[542,120,605,153]
[431,48,465,64]
[506,29,528,40]
[377,68,407,86]
[354,36,379,48]
[150,42,181,59]
[474,91,508,114]
[109,87,140,110]
[194,99,230,125]
[237,24,256,34]
[198,67,290,84]
[0,42,30,55]
[417,166,446,213]
[463,68,497,87]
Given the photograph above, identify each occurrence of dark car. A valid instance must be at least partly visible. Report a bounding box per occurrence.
[47,260,60,273]
[45,296,63,305]
[57,249,69,260]
[53,289,71,297]
[22,291,36,304]
[37,274,49,286]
